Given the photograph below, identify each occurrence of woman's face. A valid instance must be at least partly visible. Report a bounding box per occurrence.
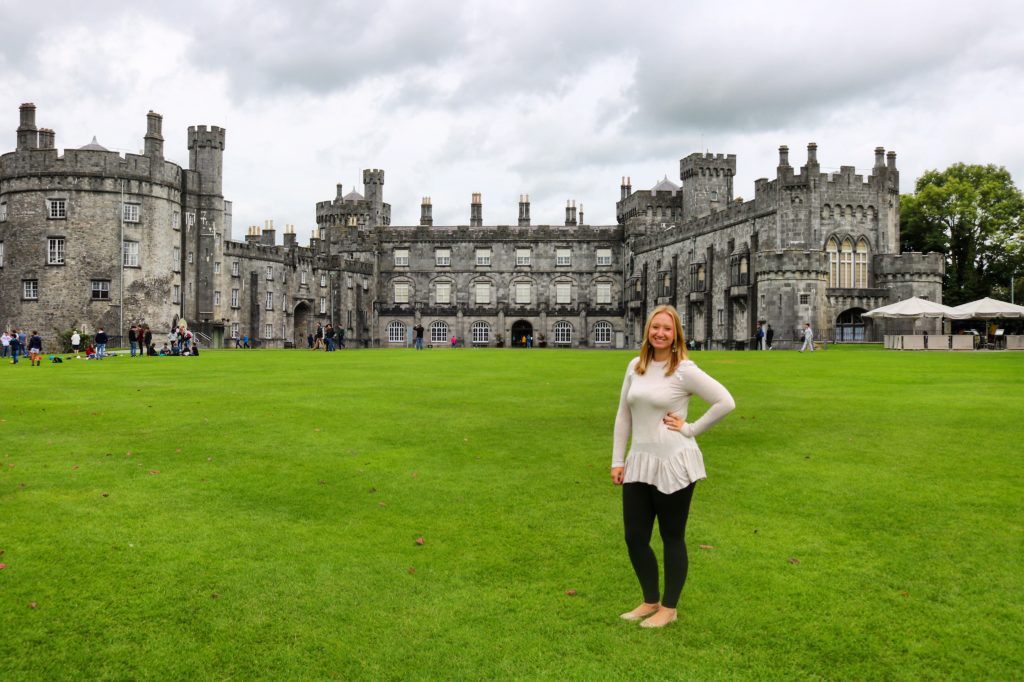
[648,312,675,351]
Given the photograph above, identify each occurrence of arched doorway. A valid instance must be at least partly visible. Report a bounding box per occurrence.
[510,320,533,347]
[835,307,867,342]
[294,302,312,348]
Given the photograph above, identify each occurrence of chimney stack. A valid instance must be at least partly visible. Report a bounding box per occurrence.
[874,147,886,168]
[806,142,818,167]
[38,128,55,149]
[778,145,790,168]
[261,219,276,246]
[144,111,164,158]
[17,102,38,151]
[420,196,433,226]
[565,200,578,226]
[518,194,531,226]
[886,150,897,170]
[470,193,482,227]
[283,224,297,247]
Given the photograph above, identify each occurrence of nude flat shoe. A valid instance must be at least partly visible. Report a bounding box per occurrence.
[620,605,660,621]
[640,611,678,628]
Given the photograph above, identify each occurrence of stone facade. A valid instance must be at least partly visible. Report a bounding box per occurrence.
[0,104,944,349]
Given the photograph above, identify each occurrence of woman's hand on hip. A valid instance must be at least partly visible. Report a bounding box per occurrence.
[611,467,625,485]
[663,412,687,432]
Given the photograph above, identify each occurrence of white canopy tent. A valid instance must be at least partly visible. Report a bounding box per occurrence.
[950,297,1024,319]
[862,296,970,319]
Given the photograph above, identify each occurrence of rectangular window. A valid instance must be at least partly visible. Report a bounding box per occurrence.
[319,297,327,314]
[394,249,409,267]
[48,198,66,219]
[91,280,110,300]
[122,203,140,223]
[436,282,451,304]
[475,283,490,304]
[596,248,612,266]
[172,210,180,230]
[515,283,531,305]
[596,282,612,304]
[266,266,273,280]
[213,291,221,306]
[48,237,65,265]
[214,262,221,274]
[188,251,194,264]
[0,240,4,267]
[556,282,571,304]
[300,270,307,285]
[800,293,810,305]
[320,273,327,287]
[516,248,531,266]
[23,279,38,299]
[231,289,239,308]
[172,247,180,271]
[556,248,571,266]
[185,212,195,228]
[394,282,409,304]
[232,261,240,277]
[435,248,450,267]
[265,291,274,310]
[0,201,7,221]
[172,284,181,304]
[123,240,139,267]
[717,308,724,325]
[231,322,239,339]
[263,323,273,339]
[476,248,491,266]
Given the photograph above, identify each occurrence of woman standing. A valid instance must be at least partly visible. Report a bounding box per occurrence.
[612,305,735,628]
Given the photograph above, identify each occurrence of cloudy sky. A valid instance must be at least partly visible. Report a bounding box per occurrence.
[2,0,1022,243]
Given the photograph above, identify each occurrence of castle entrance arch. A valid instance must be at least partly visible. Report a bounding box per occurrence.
[293,302,312,348]
[835,307,867,342]
[510,320,533,347]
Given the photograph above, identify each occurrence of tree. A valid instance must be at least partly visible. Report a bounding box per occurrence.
[900,163,1024,306]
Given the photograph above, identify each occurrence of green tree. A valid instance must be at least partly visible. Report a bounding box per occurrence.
[900,163,1024,306]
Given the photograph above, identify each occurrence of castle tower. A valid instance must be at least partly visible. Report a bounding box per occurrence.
[17,102,38,150]
[518,194,531,226]
[362,169,384,227]
[186,124,227,331]
[470,193,482,226]
[187,125,226,195]
[420,197,433,226]
[144,111,164,159]
[679,152,735,220]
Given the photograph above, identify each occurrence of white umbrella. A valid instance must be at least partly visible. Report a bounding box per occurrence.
[862,296,969,319]
[950,297,1024,319]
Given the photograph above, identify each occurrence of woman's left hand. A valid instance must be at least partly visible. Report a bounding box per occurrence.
[663,412,686,432]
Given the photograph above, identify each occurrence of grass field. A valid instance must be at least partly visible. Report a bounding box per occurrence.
[1,346,1021,680]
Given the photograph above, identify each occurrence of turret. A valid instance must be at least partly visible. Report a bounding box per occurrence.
[470,193,482,226]
[144,111,164,159]
[187,125,226,195]
[680,152,736,220]
[362,168,385,227]
[518,194,531,226]
[17,102,38,151]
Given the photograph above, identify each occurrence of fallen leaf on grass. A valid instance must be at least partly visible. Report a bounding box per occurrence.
[410,472,418,478]
[318,480,327,486]
[900,591,910,598]
[565,589,578,597]
[0,563,7,570]
[698,544,715,551]
[28,601,38,609]
[378,502,386,508]
[314,428,321,432]
[211,592,220,599]
[149,470,161,475]
[787,557,801,565]
[408,567,417,574]
[415,537,425,546]
[368,487,377,493]
[101,492,109,498]
[175,448,181,453]
[72,465,79,470]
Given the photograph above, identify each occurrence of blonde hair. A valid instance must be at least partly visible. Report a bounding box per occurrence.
[636,305,688,376]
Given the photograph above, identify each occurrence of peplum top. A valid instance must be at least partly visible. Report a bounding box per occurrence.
[612,357,735,494]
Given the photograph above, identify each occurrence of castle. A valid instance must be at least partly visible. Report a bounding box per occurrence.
[0,103,944,349]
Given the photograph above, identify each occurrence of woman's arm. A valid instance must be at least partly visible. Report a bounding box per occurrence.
[678,364,735,438]
[611,362,635,469]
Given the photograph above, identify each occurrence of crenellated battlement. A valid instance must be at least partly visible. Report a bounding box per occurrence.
[379,223,623,243]
[187,125,226,151]
[679,152,737,180]
[0,147,184,189]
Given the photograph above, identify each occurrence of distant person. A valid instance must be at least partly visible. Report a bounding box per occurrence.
[9,329,22,364]
[136,326,146,357]
[129,325,138,357]
[611,305,735,628]
[144,327,153,356]
[243,335,250,349]
[799,323,814,352]
[307,333,314,350]
[28,331,43,366]
[70,330,82,357]
[325,324,336,352]
[755,323,765,350]
[414,324,424,350]
[1,330,10,358]
[314,323,324,350]
[450,335,457,348]
[94,328,108,359]
[235,334,243,349]
[338,328,345,349]
[765,324,774,350]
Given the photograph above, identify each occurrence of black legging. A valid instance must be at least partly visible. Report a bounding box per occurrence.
[623,481,696,609]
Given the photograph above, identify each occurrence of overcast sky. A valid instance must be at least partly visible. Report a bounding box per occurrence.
[2,0,1022,243]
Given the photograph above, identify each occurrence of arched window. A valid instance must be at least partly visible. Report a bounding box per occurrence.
[553,321,573,345]
[429,321,449,343]
[839,238,854,287]
[593,321,613,344]
[826,238,839,287]
[471,321,490,344]
[855,238,869,288]
[387,321,406,344]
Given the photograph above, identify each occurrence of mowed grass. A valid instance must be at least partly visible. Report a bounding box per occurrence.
[1,346,1021,680]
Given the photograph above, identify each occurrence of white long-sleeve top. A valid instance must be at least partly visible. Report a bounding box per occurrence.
[612,357,736,494]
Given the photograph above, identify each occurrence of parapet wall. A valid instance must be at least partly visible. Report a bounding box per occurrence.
[0,148,183,189]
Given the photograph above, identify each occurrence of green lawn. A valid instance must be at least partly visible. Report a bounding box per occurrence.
[1,347,1021,680]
